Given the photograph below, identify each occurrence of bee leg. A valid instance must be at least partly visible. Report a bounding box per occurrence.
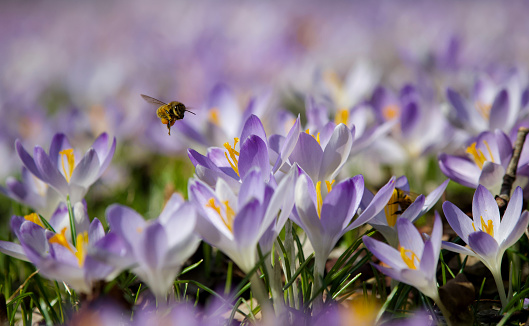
[167,125,171,135]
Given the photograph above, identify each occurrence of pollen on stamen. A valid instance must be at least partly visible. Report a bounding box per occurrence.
[334,109,349,126]
[49,227,74,254]
[24,213,44,228]
[224,138,240,177]
[59,149,75,183]
[400,247,420,270]
[305,129,321,145]
[209,108,221,126]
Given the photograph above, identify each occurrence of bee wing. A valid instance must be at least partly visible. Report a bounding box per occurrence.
[140,94,167,106]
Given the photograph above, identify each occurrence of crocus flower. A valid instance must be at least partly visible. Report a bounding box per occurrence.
[188,167,295,274]
[188,114,300,191]
[365,176,449,247]
[363,213,451,324]
[15,133,116,204]
[101,194,201,300]
[0,205,120,294]
[288,122,354,184]
[438,129,528,195]
[446,71,527,135]
[442,185,529,307]
[1,167,61,219]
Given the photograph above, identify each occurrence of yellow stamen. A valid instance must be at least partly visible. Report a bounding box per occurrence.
[24,213,44,228]
[209,108,221,126]
[334,109,349,126]
[74,232,89,267]
[223,138,240,177]
[49,227,74,254]
[316,181,323,218]
[59,149,75,183]
[466,140,494,169]
[480,216,494,237]
[325,180,335,193]
[205,198,235,232]
[305,129,321,145]
[475,102,492,120]
[136,227,143,233]
[400,247,420,270]
[382,105,400,120]
[384,189,400,227]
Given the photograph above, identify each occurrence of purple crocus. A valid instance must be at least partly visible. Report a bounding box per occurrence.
[439,130,521,195]
[0,208,120,294]
[188,167,295,274]
[365,176,449,247]
[188,114,300,191]
[363,213,451,324]
[442,185,529,307]
[15,133,116,204]
[288,122,354,183]
[292,171,395,309]
[101,194,201,300]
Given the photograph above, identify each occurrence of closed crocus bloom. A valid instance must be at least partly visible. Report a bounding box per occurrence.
[442,185,529,307]
[15,133,116,204]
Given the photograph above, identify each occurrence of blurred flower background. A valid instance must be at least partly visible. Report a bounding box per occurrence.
[1,1,529,325]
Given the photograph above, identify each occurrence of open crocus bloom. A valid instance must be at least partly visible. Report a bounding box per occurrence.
[15,133,116,204]
[0,210,118,294]
[442,185,529,307]
[365,176,449,247]
[439,130,518,195]
[363,213,443,301]
[188,114,300,192]
[189,167,296,274]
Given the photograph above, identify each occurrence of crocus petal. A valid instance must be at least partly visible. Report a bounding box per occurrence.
[430,212,443,256]
[88,218,105,244]
[164,203,197,247]
[396,218,424,256]
[238,168,264,206]
[441,241,476,256]
[472,185,500,237]
[240,114,267,145]
[319,123,353,181]
[500,211,529,250]
[400,101,420,139]
[373,264,404,283]
[0,241,29,261]
[96,136,116,179]
[16,140,43,180]
[106,204,146,254]
[238,135,270,179]
[34,146,69,194]
[70,149,101,187]
[233,199,262,248]
[289,133,323,182]
[362,236,407,270]
[399,195,425,223]
[347,176,396,231]
[446,88,471,125]
[422,179,449,214]
[294,174,321,235]
[488,90,509,130]
[418,240,437,279]
[320,175,363,236]
[48,133,71,169]
[442,201,474,243]
[438,153,480,188]
[273,116,301,173]
[498,187,524,244]
[140,223,167,270]
[158,193,185,224]
[478,162,505,192]
[468,231,499,262]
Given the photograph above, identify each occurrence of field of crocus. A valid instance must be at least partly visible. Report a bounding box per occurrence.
[1,1,529,325]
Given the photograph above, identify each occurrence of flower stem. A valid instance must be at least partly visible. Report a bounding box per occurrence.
[66,195,77,247]
[431,294,453,326]
[312,255,326,313]
[249,272,274,320]
[492,268,508,308]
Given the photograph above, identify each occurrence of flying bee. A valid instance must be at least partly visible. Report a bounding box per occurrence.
[141,94,195,135]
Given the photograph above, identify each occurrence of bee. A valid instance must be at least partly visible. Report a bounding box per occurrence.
[391,188,418,212]
[141,94,195,135]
